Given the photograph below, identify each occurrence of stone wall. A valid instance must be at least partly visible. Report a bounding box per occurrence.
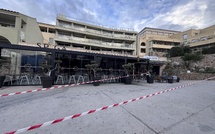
[169,54,215,80]
[179,72,214,80]
[170,54,215,69]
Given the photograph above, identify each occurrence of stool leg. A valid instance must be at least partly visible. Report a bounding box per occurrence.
[61,76,64,84]
[73,76,76,83]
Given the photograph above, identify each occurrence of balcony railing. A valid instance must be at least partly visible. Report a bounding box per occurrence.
[55,35,135,49]
[188,35,215,47]
[58,23,136,40]
[57,14,135,31]
[18,42,136,58]
[65,46,136,57]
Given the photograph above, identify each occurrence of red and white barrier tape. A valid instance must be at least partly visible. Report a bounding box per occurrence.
[5,79,208,134]
[0,76,127,98]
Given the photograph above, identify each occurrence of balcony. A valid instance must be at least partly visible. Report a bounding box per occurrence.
[0,25,19,43]
[150,37,180,43]
[63,46,136,57]
[57,23,136,41]
[189,35,215,47]
[55,35,135,50]
[152,44,173,49]
[17,42,136,57]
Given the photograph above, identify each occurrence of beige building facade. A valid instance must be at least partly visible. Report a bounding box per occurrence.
[138,27,180,58]
[37,15,137,57]
[138,25,215,59]
[54,15,137,56]
[171,25,215,51]
[0,9,43,45]
[1,8,215,76]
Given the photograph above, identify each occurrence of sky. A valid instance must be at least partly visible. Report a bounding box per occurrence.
[1,0,215,32]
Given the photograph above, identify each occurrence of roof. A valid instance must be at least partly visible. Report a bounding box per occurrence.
[0,8,19,14]
[139,27,180,34]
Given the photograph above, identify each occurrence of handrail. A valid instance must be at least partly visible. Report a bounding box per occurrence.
[57,14,135,31]
[58,23,136,39]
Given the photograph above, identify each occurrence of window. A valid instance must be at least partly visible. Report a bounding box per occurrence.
[200,37,207,41]
[183,41,187,46]
[183,34,187,40]
[49,38,54,44]
[141,48,146,53]
[191,39,196,43]
[141,42,146,46]
[149,41,153,47]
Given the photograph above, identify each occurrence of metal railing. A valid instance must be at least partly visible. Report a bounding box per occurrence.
[57,14,135,31]
[58,23,136,39]
[56,35,134,48]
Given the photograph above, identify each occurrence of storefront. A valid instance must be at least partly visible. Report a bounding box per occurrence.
[0,43,149,86]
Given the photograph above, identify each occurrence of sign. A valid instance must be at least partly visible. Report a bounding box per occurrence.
[1,49,11,57]
[37,43,66,50]
[143,56,158,61]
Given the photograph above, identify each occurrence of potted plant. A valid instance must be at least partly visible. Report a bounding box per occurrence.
[40,54,62,88]
[146,65,154,84]
[146,72,155,83]
[85,61,101,86]
[0,58,7,88]
[122,63,135,84]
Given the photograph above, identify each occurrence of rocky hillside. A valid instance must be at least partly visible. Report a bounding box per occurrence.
[170,54,215,80]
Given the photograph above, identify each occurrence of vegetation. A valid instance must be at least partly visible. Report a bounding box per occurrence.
[85,61,101,78]
[122,63,135,76]
[40,54,62,76]
[169,46,192,57]
[183,46,191,54]
[0,58,9,76]
[169,47,184,57]
[202,46,215,54]
[162,62,175,76]
[181,52,203,70]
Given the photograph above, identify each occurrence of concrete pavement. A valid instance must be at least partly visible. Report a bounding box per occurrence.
[0,80,215,134]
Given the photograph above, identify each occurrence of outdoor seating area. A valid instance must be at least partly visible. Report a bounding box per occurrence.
[2,59,181,86]
[2,68,127,86]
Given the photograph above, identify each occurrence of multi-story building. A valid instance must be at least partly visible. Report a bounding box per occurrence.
[138,27,180,58]
[38,15,137,57]
[38,22,56,45]
[0,9,43,45]
[137,27,181,74]
[171,25,215,51]
[54,15,137,56]
[138,25,215,59]
[1,8,215,79]
[0,9,141,86]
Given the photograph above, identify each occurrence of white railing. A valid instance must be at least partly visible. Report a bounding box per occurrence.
[58,23,135,39]
[67,46,136,57]
[58,14,134,31]
[17,42,136,58]
[56,35,134,48]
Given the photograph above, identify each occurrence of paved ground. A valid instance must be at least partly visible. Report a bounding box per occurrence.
[0,80,215,134]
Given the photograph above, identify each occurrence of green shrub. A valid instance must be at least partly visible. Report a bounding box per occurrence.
[182,52,203,62]
[183,46,191,54]
[169,47,184,57]
[205,67,215,72]
[181,52,203,70]
[202,46,215,54]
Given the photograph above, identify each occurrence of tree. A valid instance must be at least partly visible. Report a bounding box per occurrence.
[169,47,184,57]
[122,63,135,76]
[183,46,191,54]
[181,52,203,70]
[202,45,215,54]
[163,62,175,76]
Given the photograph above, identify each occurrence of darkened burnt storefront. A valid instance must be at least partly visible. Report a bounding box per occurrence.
[0,43,149,86]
